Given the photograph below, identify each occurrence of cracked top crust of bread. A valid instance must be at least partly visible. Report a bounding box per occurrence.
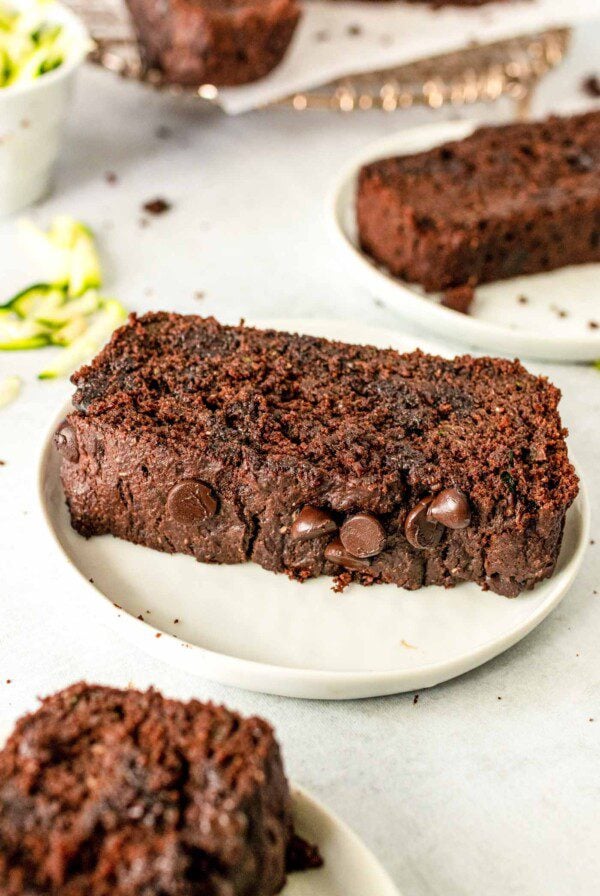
[69,313,578,521]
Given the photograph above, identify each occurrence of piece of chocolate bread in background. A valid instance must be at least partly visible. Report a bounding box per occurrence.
[0,682,319,895]
[125,0,301,87]
[55,313,578,598]
[357,111,600,292]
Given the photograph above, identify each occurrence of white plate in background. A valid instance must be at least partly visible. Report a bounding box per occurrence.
[38,321,590,700]
[328,121,600,363]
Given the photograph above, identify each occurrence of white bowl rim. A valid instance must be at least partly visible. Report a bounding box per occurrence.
[0,0,90,101]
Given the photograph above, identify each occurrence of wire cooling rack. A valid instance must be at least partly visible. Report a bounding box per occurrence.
[66,0,570,114]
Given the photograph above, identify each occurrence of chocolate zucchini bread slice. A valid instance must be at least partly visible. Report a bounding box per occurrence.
[125,0,301,87]
[56,313,578,597]
[357,111,600,291]
[0,682,320,895]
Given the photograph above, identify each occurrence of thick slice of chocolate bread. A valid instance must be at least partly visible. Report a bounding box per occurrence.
[56,313,578,597]
[357,111,600,291]
[0,682,319,895]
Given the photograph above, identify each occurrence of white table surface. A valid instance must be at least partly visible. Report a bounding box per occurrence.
[1,21,599,896]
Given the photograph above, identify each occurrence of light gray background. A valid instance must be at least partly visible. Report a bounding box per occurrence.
[1,21,599,896]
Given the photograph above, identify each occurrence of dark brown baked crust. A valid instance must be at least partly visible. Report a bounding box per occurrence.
[0,683,315,896]
[357,111,600,291]
[56,313,578,597]
[125,0,301,87]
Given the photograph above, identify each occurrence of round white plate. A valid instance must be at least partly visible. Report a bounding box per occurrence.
[327,121,600,363]
[38,320,590,700]
[0,720,398,896]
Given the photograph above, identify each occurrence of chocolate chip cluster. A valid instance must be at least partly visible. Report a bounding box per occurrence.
[291,506,385,571]
[404,488,471,548]
[291,487,471,572]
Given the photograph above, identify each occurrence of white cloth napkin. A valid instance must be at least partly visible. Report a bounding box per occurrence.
[217,0,599,114]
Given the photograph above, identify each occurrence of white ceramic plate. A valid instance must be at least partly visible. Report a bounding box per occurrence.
[0,723,398,896]
[327,121,600,363]
[38,320,590,700]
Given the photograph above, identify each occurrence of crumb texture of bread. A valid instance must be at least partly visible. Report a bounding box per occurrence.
[357,111,600,291]
[0,682,302,896]
[125,0,301,87]
[56,313,579,598]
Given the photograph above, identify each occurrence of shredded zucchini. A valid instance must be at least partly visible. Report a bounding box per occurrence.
[0,1,71,88]
[1,215,127,380]
[0,375,21,408]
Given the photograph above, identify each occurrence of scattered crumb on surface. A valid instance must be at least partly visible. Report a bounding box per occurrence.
[589,321,598,330]
[155,125,172,139]
[137,614,144,621]
[89,578,94,584]
[143,197,172,216]
[194,291,205,300]
[173,618,180,624]
[413,694,419,705]
[105,171,118,185]
[498,696,502,700]
[442,283,475,315]
[155,633,162,639]
[347,24,362,36]
[517,295,529,304]
[0,460,5,465]
[400,639,417,650]
[6,680,11,685]
[581,75,600,98]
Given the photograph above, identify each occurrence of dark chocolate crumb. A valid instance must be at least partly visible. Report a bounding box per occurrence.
[0,460,5,465]
[589,320,599,330]
[497,696,502,700]
[590,718,595,722]
[286,834,323,872]
[6,680,11,684]
[413,694,419,705]
[143,198,172,216]
[517,295,529,304]
[105,171,118,185]
[137,614,144,621]
[442,283,475,315]
[174,618,180,624]
[582,75,600,98]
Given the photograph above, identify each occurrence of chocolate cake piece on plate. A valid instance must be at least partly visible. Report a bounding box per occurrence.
[0,682,319,895]
[55,313,578,597]
[357,111,600,291]
[125,0,301,87]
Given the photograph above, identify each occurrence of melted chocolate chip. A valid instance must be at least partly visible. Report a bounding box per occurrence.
[404,496,443,549]
[290,506,337,542]
[324,537,370,571]
[54,422,79,463]
[167,479,217,524]
[340,512,385,558]
[427,488,471,529]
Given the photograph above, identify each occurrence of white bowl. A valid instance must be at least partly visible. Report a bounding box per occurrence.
[0,0,90,217]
